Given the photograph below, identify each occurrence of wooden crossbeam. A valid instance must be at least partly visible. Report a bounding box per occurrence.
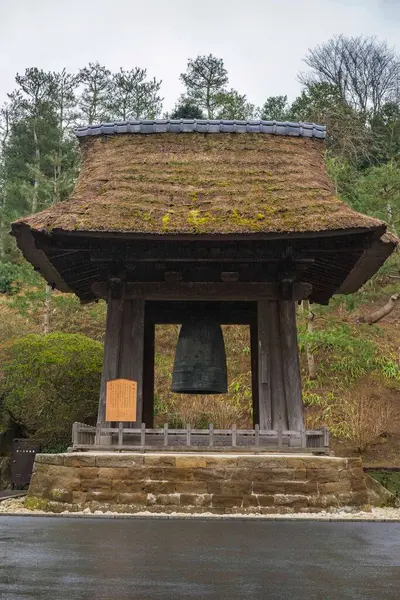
[92,281,312,301]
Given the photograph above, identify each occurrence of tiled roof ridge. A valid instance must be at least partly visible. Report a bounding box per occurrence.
[75,119,326,139]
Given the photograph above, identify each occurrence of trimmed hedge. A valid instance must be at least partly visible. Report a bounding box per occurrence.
[0,333,103,448]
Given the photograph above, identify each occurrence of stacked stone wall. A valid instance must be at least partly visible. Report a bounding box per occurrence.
[27,453,369,514]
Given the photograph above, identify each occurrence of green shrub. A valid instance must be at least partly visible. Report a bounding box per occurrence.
[0,261,42,294]
[0,333,103,447]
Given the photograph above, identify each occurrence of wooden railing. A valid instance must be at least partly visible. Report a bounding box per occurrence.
[71,422,329,453]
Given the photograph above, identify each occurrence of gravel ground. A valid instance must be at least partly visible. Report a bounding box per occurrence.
[1,496,400,520]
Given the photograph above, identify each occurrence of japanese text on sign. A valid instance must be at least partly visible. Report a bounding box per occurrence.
[106,379,137,422]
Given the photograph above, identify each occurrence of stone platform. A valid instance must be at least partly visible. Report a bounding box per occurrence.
[26,453,370,514]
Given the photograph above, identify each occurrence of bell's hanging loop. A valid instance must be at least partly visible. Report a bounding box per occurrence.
[171,318,228,394]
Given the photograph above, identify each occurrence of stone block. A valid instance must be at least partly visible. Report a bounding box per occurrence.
[80,478,99,492]
[205,457,238,468]
[193,468,227,482]
[318,481,351,495]
[309,494,339,508]
[64,455,96,467]
[175,456,207,469]
[95,477,114,490]
[128,467,165,481]
[306,468,341,483]
[259,506,280,515]
[256,494,275,507]
[304,457,346,470]
[86,490,116,502]
[243,494,259,507]
[153,493,181,506]
[111,480,142,493]
[95,455,144,468]
[144,455,176,466]
[142,481,176,493]
[180,494,212,507]
[212,494,243,508]
[251,468,307,482]
[274,494,308,507]
[237,457,306,469]
[48,488,72,503]
[208,480,252,495]
[339,491,368,506]
[78,467,99,479]
[117,492,147,505]
[253,480,316,495]
[72,491,87,504]
[98,467,130,480]
[175,481,208,493]
[35,454,65,466]
[28,473,50,496]
[163,468,194,482]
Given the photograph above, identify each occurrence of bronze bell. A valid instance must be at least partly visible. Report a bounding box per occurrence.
[171,318,228,394]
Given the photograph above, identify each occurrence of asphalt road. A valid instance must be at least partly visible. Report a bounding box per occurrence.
[0,517,399,600]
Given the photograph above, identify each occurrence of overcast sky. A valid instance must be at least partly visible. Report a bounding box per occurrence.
[1,0,399,115]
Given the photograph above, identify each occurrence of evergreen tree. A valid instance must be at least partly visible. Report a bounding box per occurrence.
[260,95,290,121]
[170,97,204,119]
[78,62,111,124]
[180,54,228,118]
[108,67,163,120]
[215,89,256,120]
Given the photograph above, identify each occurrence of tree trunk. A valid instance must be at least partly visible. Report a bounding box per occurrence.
[359,293,400,324]
[43,284,52,334]
[31,124,40,214]
[302,300,317,379]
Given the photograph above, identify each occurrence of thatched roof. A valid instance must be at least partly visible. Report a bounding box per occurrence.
[11,120,397,303]
[13,121,384,236]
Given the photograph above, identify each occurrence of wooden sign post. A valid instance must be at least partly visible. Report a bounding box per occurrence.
[106,378,137,422]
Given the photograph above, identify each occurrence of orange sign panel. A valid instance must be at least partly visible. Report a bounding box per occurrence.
[106,378,137,422]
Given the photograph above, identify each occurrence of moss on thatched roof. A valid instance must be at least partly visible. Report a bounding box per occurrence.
[13,131,384,236]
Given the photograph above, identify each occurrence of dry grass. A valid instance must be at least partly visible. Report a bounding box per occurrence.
[306,381,400,452]
[14,133,383,235]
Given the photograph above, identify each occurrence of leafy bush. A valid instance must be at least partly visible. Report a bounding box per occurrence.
[0,333,103,447]
[0,262,42,294]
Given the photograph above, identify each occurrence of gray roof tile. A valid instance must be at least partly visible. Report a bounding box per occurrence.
[75,119,326,140]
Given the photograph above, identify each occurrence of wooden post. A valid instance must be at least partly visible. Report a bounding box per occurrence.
[142,318,155,427]
[250,319,259,428]
[279,300,304,431]
[257,300,272,429]
[97,294,123,434]
[97,294,145,431]
[268,301,288,429]
[256,299,305,434]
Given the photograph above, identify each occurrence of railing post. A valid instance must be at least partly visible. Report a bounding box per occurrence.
[277,419,283,449]
[95,423,101,445]
[209,423,214,448]
[164,423,168,447]
[301,428,307,449]
[255,424,260,447]
[232,424,237,447]
[186,424,191,447]
[323,426,329,452]
[72,422,79,447]
[141,422,146,447]
[118,422,123,447]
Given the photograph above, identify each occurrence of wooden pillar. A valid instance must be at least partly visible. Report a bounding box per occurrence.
[97,295,145,429]
[257,301,272,429]
[256,299,304,431]
[250,320,259,427]
[280,300,304,431]
[142,319,155,427]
